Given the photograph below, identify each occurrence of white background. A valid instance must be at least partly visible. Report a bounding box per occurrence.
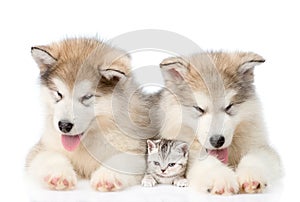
[0,0,299,201]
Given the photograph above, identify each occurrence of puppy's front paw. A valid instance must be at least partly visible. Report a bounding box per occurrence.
[91,167,123,192]
[91,166,140,192]
[173,178,188,187]
[207,168,238,195]
[43,169,77,190]
[240,181,267,193]
[189,161,238,195]
[237,167,267,193]
[141,175,157,187]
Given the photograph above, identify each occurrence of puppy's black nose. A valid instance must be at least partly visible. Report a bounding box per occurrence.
[209,135,225,148]
[58,121,73,133]
[161,169,166,173]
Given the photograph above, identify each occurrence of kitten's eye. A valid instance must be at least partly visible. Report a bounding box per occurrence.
[193,106,205,115]
[82,94,94,101]
[154,161,160,166]
[225,103,234,115]
[55,91,63,102]
[168,163,176,167]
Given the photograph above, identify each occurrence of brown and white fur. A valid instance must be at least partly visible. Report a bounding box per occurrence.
[25,38,161,191]
[159,52,282,195]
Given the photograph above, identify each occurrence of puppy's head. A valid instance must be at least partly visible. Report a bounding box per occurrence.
[31,38,131,150]
[160,52,265,152]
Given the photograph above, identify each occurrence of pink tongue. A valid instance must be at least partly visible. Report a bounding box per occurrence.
[61,135,81,151]
[208,148,228,164]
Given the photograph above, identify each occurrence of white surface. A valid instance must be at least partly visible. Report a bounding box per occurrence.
[27,179,283,202]
[0,0,299,201]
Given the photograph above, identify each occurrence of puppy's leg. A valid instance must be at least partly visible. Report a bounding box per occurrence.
[27,150,77,190]
[90,154,144,191]
[187,156,239,195]
[236,146,282,193]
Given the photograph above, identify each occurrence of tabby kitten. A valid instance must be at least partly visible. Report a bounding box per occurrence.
[142,139,189,187]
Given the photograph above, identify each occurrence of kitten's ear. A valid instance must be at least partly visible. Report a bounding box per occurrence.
[178,142,189,157]
[31,46,57,74]
[160,57,189,81]
[147,139,158,153]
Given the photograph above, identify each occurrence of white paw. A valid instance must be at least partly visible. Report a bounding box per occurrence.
[141,175,157,187]
[27,150,78,190]
[91,166,141,192]
[174,178,188,187]
[43,168,77,190]
[189,159,238,195]
[206,168,238,195]
[237,167,267,193]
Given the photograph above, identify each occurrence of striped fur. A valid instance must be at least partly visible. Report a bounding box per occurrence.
[141,139,189,186]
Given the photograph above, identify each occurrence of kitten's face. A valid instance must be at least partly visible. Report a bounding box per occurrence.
[147,139,188,177]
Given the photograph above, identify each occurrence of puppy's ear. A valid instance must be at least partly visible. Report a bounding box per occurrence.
[160,57,189,81]
[99,51,130,82]
[31,46,57,73]
[236,52,265,82]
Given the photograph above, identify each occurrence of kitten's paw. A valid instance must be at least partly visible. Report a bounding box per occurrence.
[141,175,157,187]
[174,178,188,187]
[43,169,77,190]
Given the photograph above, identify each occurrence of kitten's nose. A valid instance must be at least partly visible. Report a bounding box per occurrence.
[161,169,166,173]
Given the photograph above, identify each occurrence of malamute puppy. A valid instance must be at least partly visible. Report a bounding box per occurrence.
[159,52,282,194]
[26,38,161,191]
